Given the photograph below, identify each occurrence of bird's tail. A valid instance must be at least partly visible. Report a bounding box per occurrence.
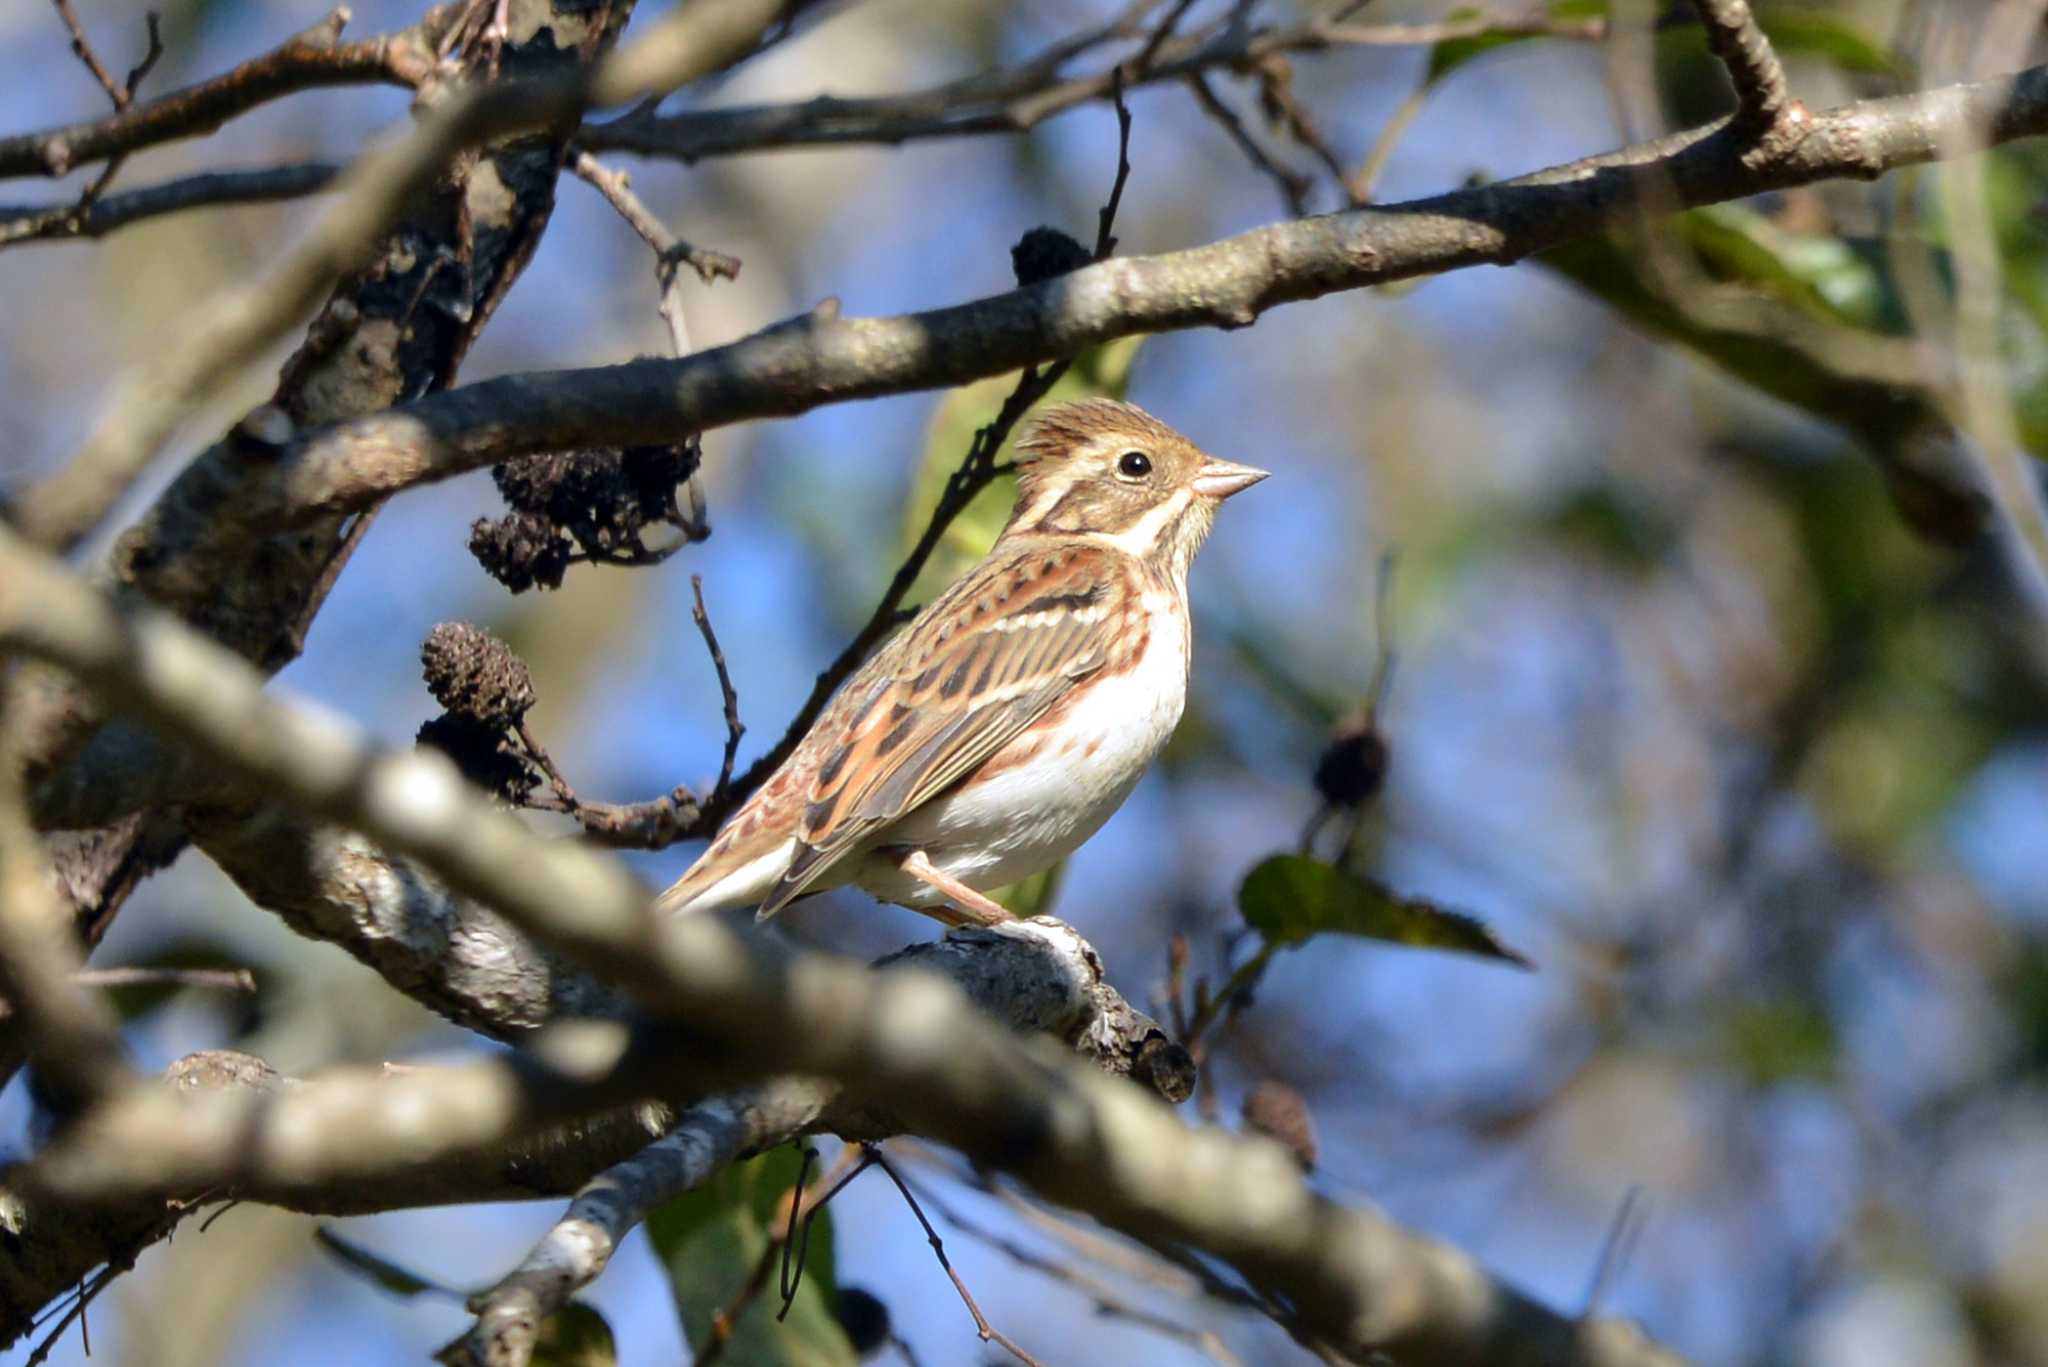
[653,835,797,918]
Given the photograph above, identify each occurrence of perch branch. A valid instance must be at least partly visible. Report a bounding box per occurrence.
[0,523,1677,1367]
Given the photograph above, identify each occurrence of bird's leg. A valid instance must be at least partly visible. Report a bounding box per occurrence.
[895,850,1015,928]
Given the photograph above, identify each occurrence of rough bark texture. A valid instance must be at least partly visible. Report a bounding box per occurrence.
[19,0,636,1074]
[0,918,1179,1345]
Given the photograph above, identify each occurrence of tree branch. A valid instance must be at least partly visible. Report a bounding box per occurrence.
[102,59,2048,605]
[577,11,1605,165]
[0,918,1182,1347]
[0,162,340,248]
[0,503,1678,1367]
[445,1082,832,1367]
[1687,0,1794,130]
[0,7,445,180]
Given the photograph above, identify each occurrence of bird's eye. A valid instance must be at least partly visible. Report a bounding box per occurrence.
[1116,450,1152,479]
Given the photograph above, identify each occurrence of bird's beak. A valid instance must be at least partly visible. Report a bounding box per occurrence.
[1191,457,1270,500]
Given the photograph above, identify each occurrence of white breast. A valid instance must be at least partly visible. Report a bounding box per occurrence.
[859,590,1189,901]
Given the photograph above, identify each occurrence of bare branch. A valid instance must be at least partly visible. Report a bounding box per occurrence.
[690,577,745,806]
[0,7,441,180]
[0,1047,677,1342]
[1186,71,1312,217]
[871,1148,1047,1367]
[447,1083,828,1367]
[569,150,742,287]
[888,1163,1246,1366]
[578,12,1605,165]
[1688,0,1795,130]
[4,917,1182,1345]
[8,0,804,556]
[51,0,134,112]
[0,522,1676,1367]
[0,162,340,248]
[119,59,2048,590]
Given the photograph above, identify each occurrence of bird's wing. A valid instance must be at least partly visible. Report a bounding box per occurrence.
[752,541,1135,918]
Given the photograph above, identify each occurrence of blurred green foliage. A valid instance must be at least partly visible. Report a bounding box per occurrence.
[647,1148,855,1367]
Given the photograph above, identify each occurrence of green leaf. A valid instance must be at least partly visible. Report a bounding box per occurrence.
[1238,855,1530,967]
[646,1149,857,1367]
[1681,204,1888,328]
[1756,9,1898,76]
[313,1226,460,1301]
[531,1303,618,1367]
[900,336,1145,599]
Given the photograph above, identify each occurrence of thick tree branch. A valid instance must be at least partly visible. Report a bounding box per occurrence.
[101,59,2048,617]
[0,505,1677,1367]
[1,920,1180,1347]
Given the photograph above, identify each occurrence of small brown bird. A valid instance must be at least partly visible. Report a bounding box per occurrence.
[655,398,1267,928]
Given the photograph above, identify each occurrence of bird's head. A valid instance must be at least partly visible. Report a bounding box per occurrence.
[1006,399,1267,576]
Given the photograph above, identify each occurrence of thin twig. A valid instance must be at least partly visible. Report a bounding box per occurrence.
[73,966,257,994]
[567,148,725,541]
[1250,54,1354,203]
[1583,1185,1649,1315]
[51,0,128,110]
[1688,0,1795,129]
[694,1146,872,1366]
[1096,68,1134,257]
[0,163,341,249]
[46,6,166,217]
[122,13,167,103]
[894,1166,1246,1366]
[581,11,1606,165]
[869,1148,1047,1367]
[1187,70,1311,216]
[690,576,744,807]
[568,150,742,286]
[1128,0,1201,78]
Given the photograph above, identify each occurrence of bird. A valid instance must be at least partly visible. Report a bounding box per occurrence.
[654,398,1268,929]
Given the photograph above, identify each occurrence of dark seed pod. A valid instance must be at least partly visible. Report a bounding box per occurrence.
[417,713,539,805]
[1010,226,1091,286]
[421,622,536,729]
[1242,1080,1317,1172]
[1313,717,1389,809]
[472,438,702,592]
[834,1286,891,1357]
[469,511,571,593]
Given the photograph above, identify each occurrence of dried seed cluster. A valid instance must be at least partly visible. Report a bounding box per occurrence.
[416,621,541,803]
[469,440,701,592]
